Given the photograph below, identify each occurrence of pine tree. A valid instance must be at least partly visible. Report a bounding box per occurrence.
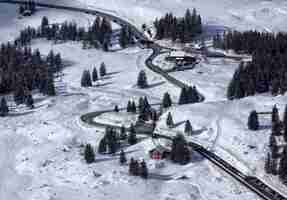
[184,120,193,135]
[162,92,172,108]
[54,53,62,73]
[283,105,287,141]
[114,105,119,112]
[127,100,132,112]
[137,70,148,89]
[81,70,92,87]
[265,152,272,174]
[120,125,127,140]
[138,97,145,114]
[0,98,9,117]
[98,138,107,154]
[84,144,95,164]
[128,123,137,145]
[140,160,148,179]
[106,128,119,154]
[129,158,135,175]
[166,112,174,128]
[119,26,129,48]
[92,67,98,82]
[178,87,188,105]
[41,16,49,37]
[170,134,190,164]
[247,110,259,131]
[272,105,280,125]
[119,149,127,165]
[131,101,137,113]
[133,160,140,176]
[25,94,34,109]
[279,148,287,182]
[19,5,25,15]
[13,86,26,105]
[45,78,56,96]
[100,62,107,77]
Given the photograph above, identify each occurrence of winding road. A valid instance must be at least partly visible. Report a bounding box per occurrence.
[0,1,286,200]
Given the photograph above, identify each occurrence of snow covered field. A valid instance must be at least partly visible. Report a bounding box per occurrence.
[1,1,287,200]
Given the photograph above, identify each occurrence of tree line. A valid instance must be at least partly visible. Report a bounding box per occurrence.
[214,31,287,99]
[16,16,134,51]
[153,8,202,43]
[18,1,36,16]
[0,43,60,116]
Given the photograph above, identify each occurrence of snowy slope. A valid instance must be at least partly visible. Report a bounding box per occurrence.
[68,0,287,32]
[1,1,287,200]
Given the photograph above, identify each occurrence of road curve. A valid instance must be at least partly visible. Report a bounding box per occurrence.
[1,1,285,200]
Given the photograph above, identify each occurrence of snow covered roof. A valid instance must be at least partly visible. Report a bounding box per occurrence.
[169,51,186,58]
[274,136,287,147]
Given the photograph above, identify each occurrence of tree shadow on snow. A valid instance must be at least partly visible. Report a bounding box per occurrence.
[146,81,165,89]
[191,151,205,163]
[94,82,113,87]
[106,71,121,76]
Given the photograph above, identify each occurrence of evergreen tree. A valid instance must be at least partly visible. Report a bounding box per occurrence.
[128,123,137,145]
[41,16,49,37]
[120,125,127,140]
[127,100,132,112]
[265,152,272,174]
[283,106,287,141]
[119,149,127,165]
[272,105,280,125]
[138,97,145,114]
[129,158,135,175]
[279,148,287,184]
[178,87,188,105]
[0,98,9,117]
[140,160,148,179]
[247,110,259,131]
[166,112,174,128]
[81,70,92,87]
[105,127,119,154]
[98,138,107,154]
[133,160,140,176]
[184,120,193,135]
[170,134,190,164]
[84,144,95,164]
[162,92,172,108]
[13,86,26,105]
[284,105,287,141]
[45,78,56,96]
[137,70,148,89]
[131,101,137,113]
[100,62,107,77]
[119,26,129,48]
[54,53,62,73]
[25,94,34,109]
[92,67,98,82]
[114,105,119,112]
